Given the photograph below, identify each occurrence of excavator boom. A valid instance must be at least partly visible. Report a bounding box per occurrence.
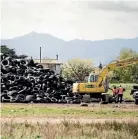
[96,57,138,87]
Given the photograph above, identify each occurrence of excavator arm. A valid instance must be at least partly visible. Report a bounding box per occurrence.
[96,57,138,88]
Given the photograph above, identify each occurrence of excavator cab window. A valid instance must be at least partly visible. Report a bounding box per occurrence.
[88,74,99,82]
[95,75,99,81]
[84,76,89,82]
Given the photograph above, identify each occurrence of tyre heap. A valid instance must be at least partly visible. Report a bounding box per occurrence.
[1,56,81,103]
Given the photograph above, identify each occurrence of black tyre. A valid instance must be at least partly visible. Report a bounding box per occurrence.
[44,97,51,103]
[134,99,138,105]
[80,102,88,106]
[10,96,18,103]
[1,93,10,102]
[133,86,138,90]
[36,97,44,103]
[8,90,17,96]
[108,96,113,103]
[101,95,109,104]
[16,94,26,102]
[25,95,35,103]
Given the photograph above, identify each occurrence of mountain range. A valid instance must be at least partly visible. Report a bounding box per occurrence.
[1,31,138,65]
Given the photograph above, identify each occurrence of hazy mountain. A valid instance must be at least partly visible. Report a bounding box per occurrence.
[1,32,138,65]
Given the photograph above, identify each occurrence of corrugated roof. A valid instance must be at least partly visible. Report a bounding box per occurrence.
[33,59,63,64]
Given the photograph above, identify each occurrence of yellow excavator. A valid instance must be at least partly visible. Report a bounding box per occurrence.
[72,57,138,104]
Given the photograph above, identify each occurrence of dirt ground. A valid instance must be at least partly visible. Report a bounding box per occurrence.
[1,103,138,124]
[1,102,138,109]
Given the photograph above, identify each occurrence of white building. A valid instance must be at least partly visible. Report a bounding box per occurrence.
[33,59,63,74]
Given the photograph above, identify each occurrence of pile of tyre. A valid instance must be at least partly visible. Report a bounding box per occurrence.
[131,85,138,105]
[1,55,81,103]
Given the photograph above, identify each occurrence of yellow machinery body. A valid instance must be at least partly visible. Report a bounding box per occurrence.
[72,57,138,96]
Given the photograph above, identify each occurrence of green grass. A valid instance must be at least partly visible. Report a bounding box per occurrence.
[1,120,138,139]
[1,104,138,118]
[108,83,138,100]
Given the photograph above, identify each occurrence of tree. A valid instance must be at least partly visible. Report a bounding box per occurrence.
[1,45,16,57]
[117,48,138,60]
[98,62,103,69]
[1,45,28,59]
[17,54,28,59]
[111,48,138,83]
[61,59,94,81]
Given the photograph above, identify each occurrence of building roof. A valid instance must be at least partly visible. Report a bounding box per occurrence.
[33,59,63,64]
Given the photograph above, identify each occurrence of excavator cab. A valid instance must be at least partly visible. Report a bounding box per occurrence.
[84,73,98,83]
[88,73,99,82]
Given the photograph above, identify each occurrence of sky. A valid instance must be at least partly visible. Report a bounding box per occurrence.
[1,0,138,41]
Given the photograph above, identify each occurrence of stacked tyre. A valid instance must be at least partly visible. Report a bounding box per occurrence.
[1,55,79,103]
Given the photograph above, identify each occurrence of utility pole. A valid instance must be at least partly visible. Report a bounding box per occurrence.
[40,47,41,63]
[56,54,58,60]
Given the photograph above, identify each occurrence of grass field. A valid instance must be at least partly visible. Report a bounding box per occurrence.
[1,103,138,118]
[1,103,138,139]
[1,83,138,139]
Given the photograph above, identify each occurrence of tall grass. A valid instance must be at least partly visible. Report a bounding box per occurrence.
[1,120,138,139]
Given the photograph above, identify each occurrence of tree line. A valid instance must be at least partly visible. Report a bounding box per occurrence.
[1,45,138,83]
[110,48,138,83]
[1,45,28,59]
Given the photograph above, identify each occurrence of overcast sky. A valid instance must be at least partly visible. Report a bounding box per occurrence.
[1,0,138,41]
